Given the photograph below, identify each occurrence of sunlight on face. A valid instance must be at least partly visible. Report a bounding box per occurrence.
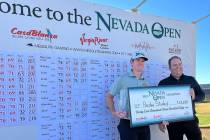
[131,57,145,72]
[170,58,183,79]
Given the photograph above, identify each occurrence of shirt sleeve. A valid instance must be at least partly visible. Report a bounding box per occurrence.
[158,80,164,86]
[109,77,122,96]
[191,77,205,102]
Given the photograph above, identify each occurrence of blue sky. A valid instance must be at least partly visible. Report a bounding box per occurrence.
[84,0,210,84]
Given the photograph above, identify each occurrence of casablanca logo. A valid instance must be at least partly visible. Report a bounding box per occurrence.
[10,27,58,42]
[151,22,164,39]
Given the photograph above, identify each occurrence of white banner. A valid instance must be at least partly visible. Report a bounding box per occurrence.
[0,0,195,140]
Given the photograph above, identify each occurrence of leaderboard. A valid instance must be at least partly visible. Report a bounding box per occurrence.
[0,52,169,140]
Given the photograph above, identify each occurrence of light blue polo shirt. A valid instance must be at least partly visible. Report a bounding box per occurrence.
[109,70,149,119]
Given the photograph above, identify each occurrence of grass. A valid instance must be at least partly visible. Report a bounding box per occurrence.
[196,103,210,127]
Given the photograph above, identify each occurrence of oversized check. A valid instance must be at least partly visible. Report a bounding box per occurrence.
[128,85,194,127]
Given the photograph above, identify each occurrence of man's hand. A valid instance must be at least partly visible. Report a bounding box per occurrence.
[158,121,169,133]
[112,111,127,119]
[106,93,127,119]
[190,88,195,100]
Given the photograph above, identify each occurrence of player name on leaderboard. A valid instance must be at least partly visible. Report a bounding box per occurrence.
[0,53,128,139]
[0,52,169,139]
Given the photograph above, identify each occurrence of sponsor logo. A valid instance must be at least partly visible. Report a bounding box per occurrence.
[153,114,161,119]
[149,90,166,101]
[80,33,109,49]
[11,27,58,42]
[26,43,69,51]
[95,12,181,39]
[151,22,181,39]
[151,22,164,39]
[136,116,146,121]
[169,44,181,55]
[130,41,155,52]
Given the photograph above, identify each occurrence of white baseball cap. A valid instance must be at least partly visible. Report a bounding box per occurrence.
[131,51,148,61]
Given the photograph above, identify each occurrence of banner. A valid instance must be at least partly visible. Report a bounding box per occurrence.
[0,0,195,139]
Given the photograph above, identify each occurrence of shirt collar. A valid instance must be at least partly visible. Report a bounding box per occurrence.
[129,70,144,80]
[170,74,184,81]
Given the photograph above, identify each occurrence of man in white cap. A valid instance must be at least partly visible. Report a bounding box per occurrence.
[106,51,150,140]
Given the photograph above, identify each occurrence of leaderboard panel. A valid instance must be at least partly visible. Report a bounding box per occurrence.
[0,52,170,139]
[0,52,128,140]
